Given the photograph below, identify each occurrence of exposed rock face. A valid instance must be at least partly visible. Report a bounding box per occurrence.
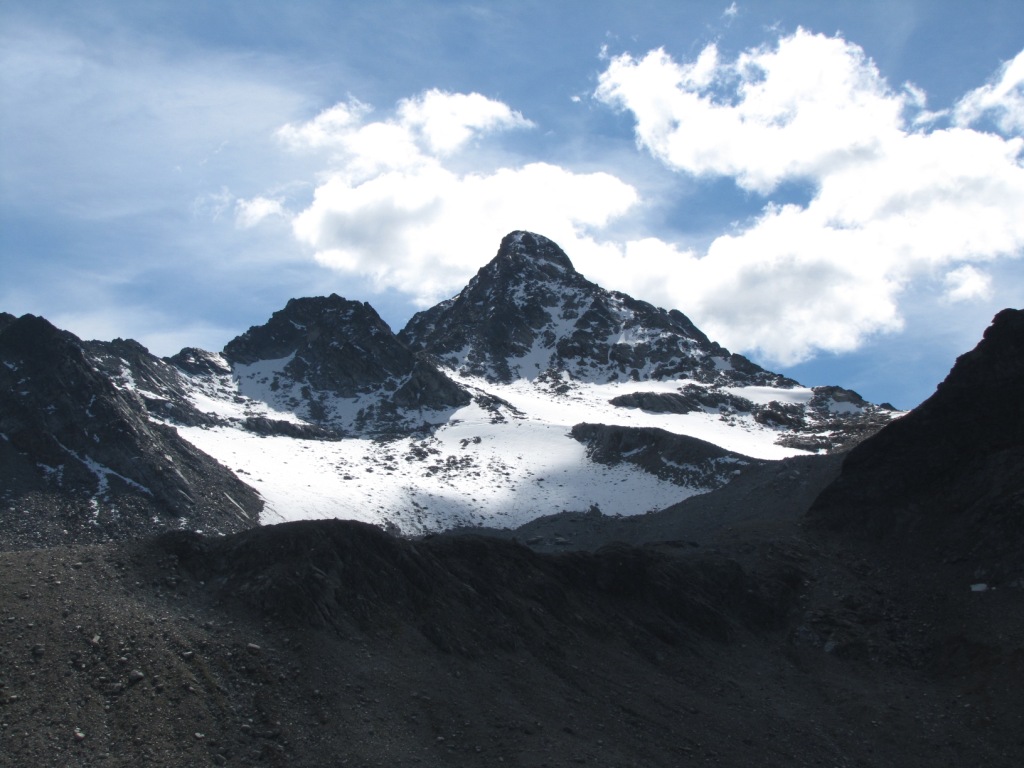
[570,423,761,488]
[609,388,725,415]
[86,337,217,428]
[808,308,1024,584]
[400,231,788,386]
[609,382,893,453]
[219,294,470,430]
[0,314,261,548]
[167,346,233,377]
[226,296,414,397]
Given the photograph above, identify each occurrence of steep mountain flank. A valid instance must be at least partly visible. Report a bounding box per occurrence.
[808,308,1024,585]
[0,315,260,548]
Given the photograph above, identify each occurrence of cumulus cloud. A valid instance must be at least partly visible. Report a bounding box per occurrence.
[397,89,534,154]
[278,90,531,163]
[943,265,992,303]
[596,31,904,193]
[282,91,636,305]
[594,30,1024,364]
[276,100,372,150]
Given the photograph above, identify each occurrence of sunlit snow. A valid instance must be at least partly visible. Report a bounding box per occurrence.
[173,366,814,533]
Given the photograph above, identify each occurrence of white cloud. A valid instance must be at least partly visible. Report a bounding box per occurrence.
[284,92,636,305]
[276,100,372,150]
[943,265,992,303]
[954,49,1024,134]
[594,32,1024,364]
[596,30,905,193]
[277,90,531,163]
[235,197,286,228]
[397,89,534,155]
[293,161,638,305]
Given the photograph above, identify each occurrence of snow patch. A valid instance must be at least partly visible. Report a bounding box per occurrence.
[724,386,814,406]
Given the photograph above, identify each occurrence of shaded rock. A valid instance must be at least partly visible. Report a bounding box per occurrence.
[808,308,1024,584]
[570,422,760,490]
[0,314,261,548]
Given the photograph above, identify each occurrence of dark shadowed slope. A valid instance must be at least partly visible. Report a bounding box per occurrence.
[0,314,261,548]
[808,308,1024,586]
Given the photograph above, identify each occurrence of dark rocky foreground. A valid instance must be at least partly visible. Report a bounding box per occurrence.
[1,511,1021,768]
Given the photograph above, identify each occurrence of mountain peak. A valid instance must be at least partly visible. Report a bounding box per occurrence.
[496,231,575,273]
[400,232,784,386]
[214,293,470,425]
[222,294,392,367]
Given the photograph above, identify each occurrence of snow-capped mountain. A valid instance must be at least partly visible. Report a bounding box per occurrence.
[401,231,779,386]
[0,232,898,542]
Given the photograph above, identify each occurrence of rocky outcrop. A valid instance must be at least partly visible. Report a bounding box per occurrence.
[570,422,760,489]
[610,383,892,453]
[86,338,217,427]
[225,296,415,397]
[392,358,472,410]
[610,385,754,415]
[221,294,470,420]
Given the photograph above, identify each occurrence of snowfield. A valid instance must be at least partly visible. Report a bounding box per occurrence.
[174,371,817,533]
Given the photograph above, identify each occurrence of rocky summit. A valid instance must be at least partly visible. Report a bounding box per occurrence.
[223,294,470,415]
[400,230,781,385]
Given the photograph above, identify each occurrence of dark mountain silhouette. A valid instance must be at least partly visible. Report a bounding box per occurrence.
[808,308,1024,585]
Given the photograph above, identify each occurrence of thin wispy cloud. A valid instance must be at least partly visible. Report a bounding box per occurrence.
[235,197,287,229]
[954,49,1024,134]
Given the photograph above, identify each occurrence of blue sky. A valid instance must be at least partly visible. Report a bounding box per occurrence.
[2,1,1022,409]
